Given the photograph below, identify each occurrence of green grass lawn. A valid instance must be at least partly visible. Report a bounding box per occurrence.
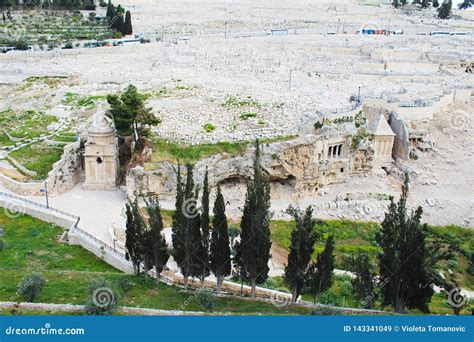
[0,132,14,147]
[61,93,105,109]
[158,209,473,314]
[1,208,470,315]
[145,136,297,169]
[9,143,64,180]
[0,210,316,315]
[50,131,78,143]
[299,274,470,315]
[0,110,58,140]
[146,140,249,166]
[271,219,380,267]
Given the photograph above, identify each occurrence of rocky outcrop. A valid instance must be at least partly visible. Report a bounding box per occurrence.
[0,141,81,196]
[127,129,374,199]
[47,140,82,194]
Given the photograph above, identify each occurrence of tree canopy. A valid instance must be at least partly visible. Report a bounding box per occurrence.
[107,84,160,142]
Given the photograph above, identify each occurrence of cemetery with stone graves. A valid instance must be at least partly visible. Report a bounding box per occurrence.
[0,0,473,316]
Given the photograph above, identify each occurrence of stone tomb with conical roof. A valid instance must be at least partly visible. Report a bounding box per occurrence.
[83,105,120,190]
[369,114,396,167]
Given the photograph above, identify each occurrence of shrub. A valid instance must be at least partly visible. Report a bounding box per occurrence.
[0,239,4,251]
[239,111,257,120]
[316,290,339,306]
[314,121,323,130]
[116,277,134,298]
[203,123,216,133]
[18,272,45,302]
[84,277,119,315]
[14,40,29,51]
[195,289,214,313]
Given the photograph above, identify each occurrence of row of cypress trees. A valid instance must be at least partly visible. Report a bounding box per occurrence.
[171,141,272,296]
[105,0,132,36]
[392,0,458,19]
[125,197,169,284]
[283,173,459,313]
[171,140,337,299]
[170,140,337,299]
[125,141,453,313]
[171,163,232,293]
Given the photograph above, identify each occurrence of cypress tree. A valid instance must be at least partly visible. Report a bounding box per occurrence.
[235,140,272,297]
[146,197,170,284]
[344,253,378,309]
[200,167,211,282]
[210,185,231,294]
[376,173,439,313]
[115,13,124,35]
[171,163,187,284]
[284,205,321,302]
[437,0,452,19]
[306,235,335,304]
[185,164,206,282]
[124,10,132,35]
[125,199,145,275]
[115,3,124,14]
[421,0,431,9]
[172,163,205,287]
[181,163,194,287]
[459,0,473,9]
[106,0,114,20]
[141,224,154,279]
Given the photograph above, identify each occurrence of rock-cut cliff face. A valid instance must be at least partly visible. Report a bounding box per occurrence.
[126,128,374,200]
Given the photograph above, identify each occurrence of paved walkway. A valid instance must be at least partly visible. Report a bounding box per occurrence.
[0,182,127,246]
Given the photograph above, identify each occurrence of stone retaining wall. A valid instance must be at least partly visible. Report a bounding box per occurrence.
[0,173,43,195]
[0,301,206,315]
[6,156,37,177]
[0,195,75,230]
[169,273,293,300]
[67,230,135,274]
[0,141,81,196]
